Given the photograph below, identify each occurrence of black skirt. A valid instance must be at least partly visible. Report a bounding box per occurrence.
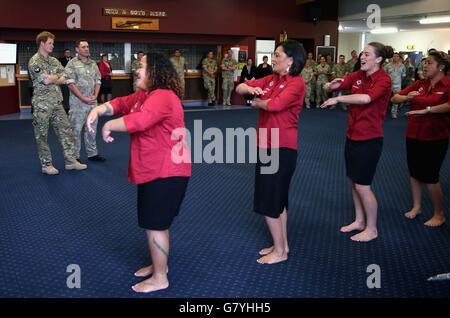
[406,138,449,184]
[100,78,112,94]
[345,137,383,185]
[254,147,298,218]
[137,177,190,230]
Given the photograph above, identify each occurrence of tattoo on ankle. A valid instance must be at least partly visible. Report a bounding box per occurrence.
[152,238,169,257]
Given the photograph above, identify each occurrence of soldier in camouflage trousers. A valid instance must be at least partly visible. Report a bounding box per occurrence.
[221,49,237,106]
[202,51,217,105]
[65,39,105,162]
[28,31,87,175]
[170,49,187,100]
[301,63,315,108]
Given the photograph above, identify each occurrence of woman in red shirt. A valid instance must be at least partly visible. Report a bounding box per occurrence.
[392,51,450,227]
[98,54,113,103]
[236,40,306,265]
[87,53,191,293]
[321,42,393,242]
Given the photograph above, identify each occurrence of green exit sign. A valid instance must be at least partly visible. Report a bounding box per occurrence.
[407,45,415,50]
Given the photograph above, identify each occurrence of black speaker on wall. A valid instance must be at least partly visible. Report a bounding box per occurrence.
[305,3,322,23]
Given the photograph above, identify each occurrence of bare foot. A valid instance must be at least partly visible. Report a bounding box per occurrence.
[131,276,169,293]
[424,215,446,227]
[257,251,288,264]
[259,246,289,256]
[404,208,421,219]
[350,229,378,242]
[340,221,365,233]
[134,265,168,277]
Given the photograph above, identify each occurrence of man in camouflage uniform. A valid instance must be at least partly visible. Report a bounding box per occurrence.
[384,52,406,118]
[28,31,87,175]
[202,50,217,106]
[331,54,350,110]
[221,49,237,106]
[131,51,144,92]
[305,52,317,106]
[315,56,331,107]
[65,39,105,162]
[300,63,315,108]
[170,49,187,100]
[347,50,359,72]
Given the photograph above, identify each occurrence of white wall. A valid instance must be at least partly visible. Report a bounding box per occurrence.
[337,33,362,59]
[366,28,450,53]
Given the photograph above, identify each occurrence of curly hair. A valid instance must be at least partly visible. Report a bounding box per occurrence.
[144,52,182,98]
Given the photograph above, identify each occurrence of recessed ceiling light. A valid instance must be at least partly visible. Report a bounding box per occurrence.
[419,16,450,24]
[370,27,398,34]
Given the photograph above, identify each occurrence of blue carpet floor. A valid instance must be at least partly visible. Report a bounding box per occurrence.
[0,107,449,298]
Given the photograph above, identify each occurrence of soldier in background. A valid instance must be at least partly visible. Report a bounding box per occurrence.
[65,39,105,162]
[305,52,317,106]
[331,54,350,110]
[315,56,331,107]
[300,62,314,108]
[384,52,406,118]
[28,31,87,175]
[131,51,144,92]
[59,49,73,113]
[347,50,359,71]
[221,49,237,106]
[202,50,217,106]
[59,49,72,67]
[170,49,187,100]
[402,57,415,88]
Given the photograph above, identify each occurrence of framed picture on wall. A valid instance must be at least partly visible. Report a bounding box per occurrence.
[316,46,336,62]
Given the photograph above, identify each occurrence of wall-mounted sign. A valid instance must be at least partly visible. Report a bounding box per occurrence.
[112,17,160,31]
[406,45,415,50]
[104,8,167,18]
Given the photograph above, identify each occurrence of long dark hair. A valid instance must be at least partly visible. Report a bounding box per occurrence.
[145,52,182,98]
[275,40,306,76]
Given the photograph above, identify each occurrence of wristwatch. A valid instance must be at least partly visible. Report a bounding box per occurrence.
[426,106,432,113]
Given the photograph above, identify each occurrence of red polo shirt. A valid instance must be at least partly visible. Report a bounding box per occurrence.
[245,74,305,149]
[399,76,450,140]
[336,69,392,140]
[110,89,192,185]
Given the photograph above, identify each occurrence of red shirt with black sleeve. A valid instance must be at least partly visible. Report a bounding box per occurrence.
[336,69,392,140]
[110,89,191,185]
[398,76,450,140]
[244,74,306,149]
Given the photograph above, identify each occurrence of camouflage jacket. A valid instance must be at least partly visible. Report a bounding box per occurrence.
[301,66,315,83]
[28,52,65,105]
[315,63,331,82]
[170,56,186,79]
[332,63,349,79]
[202,58,217,78]
[221,57,237,79]
[65,57,101,107]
